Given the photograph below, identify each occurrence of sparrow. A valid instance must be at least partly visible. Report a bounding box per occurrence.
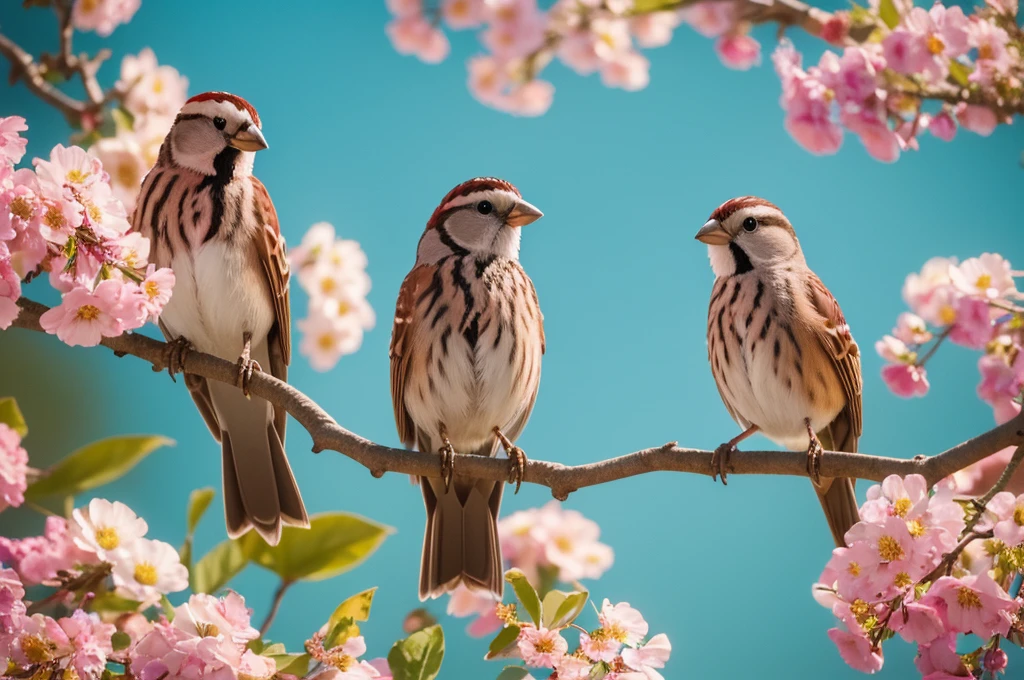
[695,196,863,548]
[390,177,545,600]
[132,91,307,545]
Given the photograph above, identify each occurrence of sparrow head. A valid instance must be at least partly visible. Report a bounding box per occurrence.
[695,196,803,277]
[416,177,543,264]
[164,92,267,177]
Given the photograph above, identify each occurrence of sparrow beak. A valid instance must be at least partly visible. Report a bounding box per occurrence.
[228,126,268,152]
[695,219,731,245]
[505,200,544,228]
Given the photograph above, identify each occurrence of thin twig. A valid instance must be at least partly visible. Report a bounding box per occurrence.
[976,444,1024,508]
[917,327,953,367]
[10,297,1024,500]
[919,529,994,584]
[259,580,292,636]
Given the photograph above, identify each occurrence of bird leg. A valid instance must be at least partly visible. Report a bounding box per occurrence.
[805,419,824,485]
[235,331,263,398]
[711,425,759,486]
[493,427,527,494]
[438,423,456,493]
[163,336,192,382]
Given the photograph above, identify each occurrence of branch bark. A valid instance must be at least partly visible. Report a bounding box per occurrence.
[10,297,1024,500]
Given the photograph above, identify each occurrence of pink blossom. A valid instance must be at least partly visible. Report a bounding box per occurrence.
[579,629,620,663]
[386,16,451,64]
[926,111,957,142]
[818,47,883,106]
[956,103,998,136]
[953,446,1024,497]
[679,1,735,38]
[446,584,502,637]
[0,116,28,166]
[883,28,934,78]
[506,80,555,117]
[630,12,681,48]
[860,474,929,523]
[71,0,140,37]
[773,43,843,155]
[0,568,26,658]
[828,626,883,673]
[308,636,381,680]
[976,352,1024,424]
[555,654,593,679]
[598,600,648,646]
[987,492,1024,547]
[902,257,957,322]
[559,30,603,75]
[112,538,189,602]
[948,297,992,349]
[915,634,971,678]
[923,574,1017,638]
[842,107,900,162]
[117,49,189,120]
[984,647,1008,674]
[875,334,915,364]
[890,600,945,644]
[0,423,27,512]
[716,34,761,70]
[882,363,929,398]
[952,253,1018,300]
[480,6,546,59]
[14,610,115,679]
[969,19,1012,83]
[0,516,99,585]
[467,55,509,108]
[441,0,483,29]
[137,266,176,320]
[239,650,277,679]
[517,625,568,668]
[820,14,849,45]
[600,51,651,92]
[893,313,932,345]
[72,497,149,560]
[40,279,135,347]
[621,633,672,679]
[89,132,149,211]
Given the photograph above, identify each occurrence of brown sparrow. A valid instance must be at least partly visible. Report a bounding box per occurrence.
[390,177,545,600]
[132,92,307,545]
[696,196,863,548]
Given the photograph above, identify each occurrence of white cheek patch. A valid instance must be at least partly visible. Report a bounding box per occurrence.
[708,244,735,278]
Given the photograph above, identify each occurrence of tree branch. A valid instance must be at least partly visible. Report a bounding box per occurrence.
[10,298,1024,500]
[0,31,85,121]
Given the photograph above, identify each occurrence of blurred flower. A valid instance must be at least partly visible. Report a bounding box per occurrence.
[0,516,99,585]
[0,423,27,512]
[0,116,28,166]
[621,633,672,678]
[0,568,26,658]
[118,49,190,120]
[72,0,140,37]
[446,585,502,637]
[715,34,761,70]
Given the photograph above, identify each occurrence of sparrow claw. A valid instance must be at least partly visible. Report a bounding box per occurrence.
[507,446,527,494]
[236,356,262,398]
[163,337,192,382]
[711,443,735,486]
[438,440,456,494]
[805,420,824,485]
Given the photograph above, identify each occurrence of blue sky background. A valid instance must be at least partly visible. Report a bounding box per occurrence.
[2,1,1023,677]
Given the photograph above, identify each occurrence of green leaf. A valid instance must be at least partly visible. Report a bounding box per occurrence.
[948,60,973,87]
[89,593,142,613]
[485,625,521,661]
[247,512,392,582]
[160,595,175,621]
[191,537,251,593]
[260,642,286,655]
[505,569,541,625]
[877,0,900,29]
[26,435,173,499]
[111,631,131,651]
[187,487,215,534]
[630,0,680,12]
[388,625,444,680]
[111,107,135,133]
[267,653,311,676]
[542,589,588,630]
[495,668,532,680]
[0,398,27,437]
[325,587,377,648]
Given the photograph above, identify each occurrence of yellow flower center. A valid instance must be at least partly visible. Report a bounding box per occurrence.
[326,653,354,672]
[94,525,119,549]
[9,196,33,221]
[320,277,336,294]
[337,300,351,316]
[77,304,102,322]
[978,44,994,60]
[907,520,926,538]
[145,280,160,299]
[893,498,912,518]
[939,304,957,325]
[877,535,905,562]
[196,622,220,638]
[44,205,66,230]
[117,161,140,189]
[849,599,870,618]
[976,274,992,291]
[20,635,53,664]
[1014,506,1024,526]
[87,201,103,223]
[600,31,617,49]
[66,169,90,184]
[927,34,945,55]
[534,638,555,654]
[152,78,164,94]
[124,249,140,268]
[134,562,158,586]
[847,561,861,577]
[957,586,982,609]
[605,623,628,643]
[893,571,912,588]
[554,536,572,553]
[495,602,517,624]
[317,334,336,351]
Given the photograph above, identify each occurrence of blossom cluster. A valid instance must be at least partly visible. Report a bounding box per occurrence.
[876,253,1023,422]
[385,0,761,117]
[773,0,1020,162]
[446,501,614,637]
[71,0,141,38]
[289,222,375,372]
[814,474,1022,676]
[0,117,175,345]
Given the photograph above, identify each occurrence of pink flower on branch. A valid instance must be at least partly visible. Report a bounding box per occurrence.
[0,423,28,512]
[0,117,28,166]
[0,516,99,585]
[517,625,568,668]
[922,574,1017,639]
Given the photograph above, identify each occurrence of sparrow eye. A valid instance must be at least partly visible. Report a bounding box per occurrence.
[477,201,493,215]
[742,217,758,232]
[213,117,227,131]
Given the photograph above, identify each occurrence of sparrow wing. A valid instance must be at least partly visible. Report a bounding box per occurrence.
[805,273,863,451]
[390,264,437,448]
[250,176,291,439]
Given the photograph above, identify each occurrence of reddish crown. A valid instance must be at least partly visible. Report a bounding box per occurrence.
[426,177,521,230]
[184,91,261,128]
[709,196,781,222]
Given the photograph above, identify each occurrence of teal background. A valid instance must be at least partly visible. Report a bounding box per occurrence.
[2,1,1023,677]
